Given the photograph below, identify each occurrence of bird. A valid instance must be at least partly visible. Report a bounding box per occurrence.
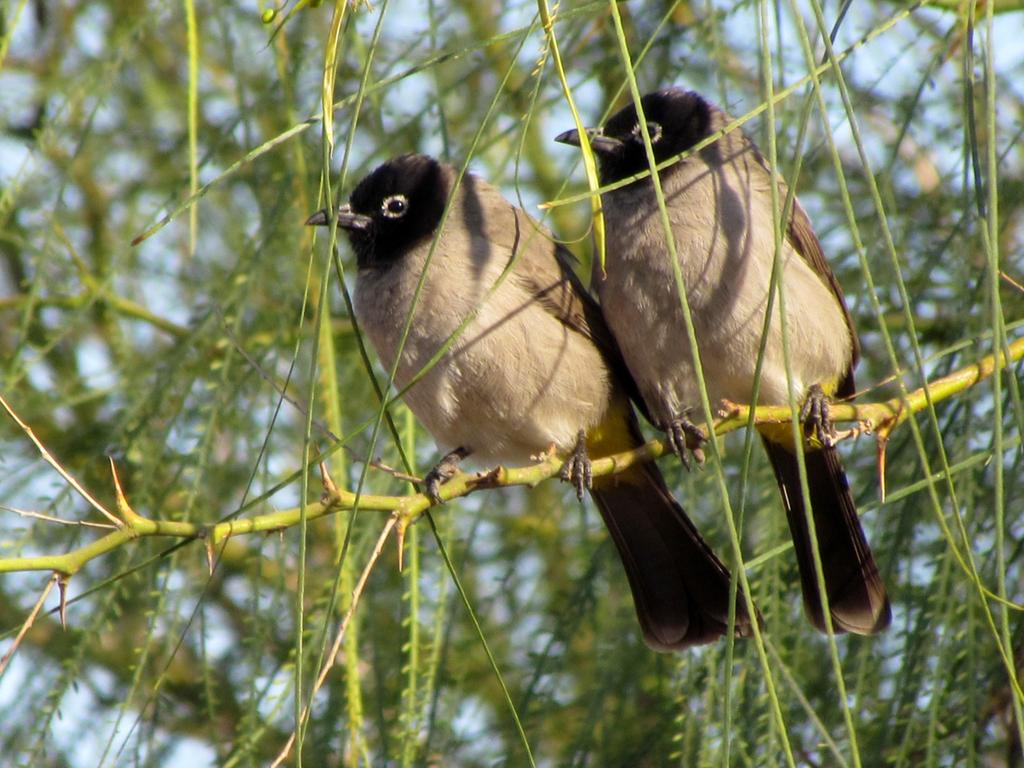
[555,87,891,635]
[306,152,757,650]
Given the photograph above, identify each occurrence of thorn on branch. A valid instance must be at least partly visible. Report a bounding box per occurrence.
[0,573,58,677]
[319,459,338,501]
[395,512,407,572]
[109,458,146,530]
[205,533,216,576]
[0,392,122,528]
[367,457,421,487]
[877,435,889,503]
[832,426,863,442]
[716,399,742,419]
[57,574,70,630]
[468,466,504,491]
[0,505,117,530]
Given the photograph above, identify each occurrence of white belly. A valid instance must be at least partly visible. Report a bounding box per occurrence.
[599,167,851,429]
[356,263,614,466]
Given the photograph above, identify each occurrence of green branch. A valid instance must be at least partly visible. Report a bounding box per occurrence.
[1,333,1021,578]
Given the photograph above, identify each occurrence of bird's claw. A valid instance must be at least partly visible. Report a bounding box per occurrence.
[423,447,469,504]
[800,384,837,447]
[667,410,706,470]
[559,430,592,501]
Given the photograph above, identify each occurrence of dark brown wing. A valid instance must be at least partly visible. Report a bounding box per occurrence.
[506,207,653,423]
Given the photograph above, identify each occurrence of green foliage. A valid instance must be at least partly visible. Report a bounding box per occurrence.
[1,1,1022,765]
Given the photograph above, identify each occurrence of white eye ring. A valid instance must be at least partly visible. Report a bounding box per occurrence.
[381,194,408,218]
[632,121,663,144]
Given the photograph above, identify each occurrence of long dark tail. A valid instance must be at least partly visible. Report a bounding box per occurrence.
[761,436,891,635]
[591,460,756,651]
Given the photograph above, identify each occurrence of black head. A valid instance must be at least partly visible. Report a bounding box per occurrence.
[306,153,448,268]
[555,88,714,184]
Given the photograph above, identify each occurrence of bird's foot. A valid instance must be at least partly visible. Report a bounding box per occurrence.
[799,384,838,447]
[559,430,592,502]
[423,447,470,504]
[667,410,706,470]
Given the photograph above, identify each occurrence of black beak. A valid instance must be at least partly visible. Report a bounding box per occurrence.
[554,128,624,156]
[305,203,374,232]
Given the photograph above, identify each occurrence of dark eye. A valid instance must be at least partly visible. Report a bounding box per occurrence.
[381,194,408,218]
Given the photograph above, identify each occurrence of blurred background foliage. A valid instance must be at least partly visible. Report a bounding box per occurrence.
[1,0,1023,765]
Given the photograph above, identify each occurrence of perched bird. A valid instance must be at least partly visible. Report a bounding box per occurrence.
[307,153,756,650]
[555,88,890,635]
